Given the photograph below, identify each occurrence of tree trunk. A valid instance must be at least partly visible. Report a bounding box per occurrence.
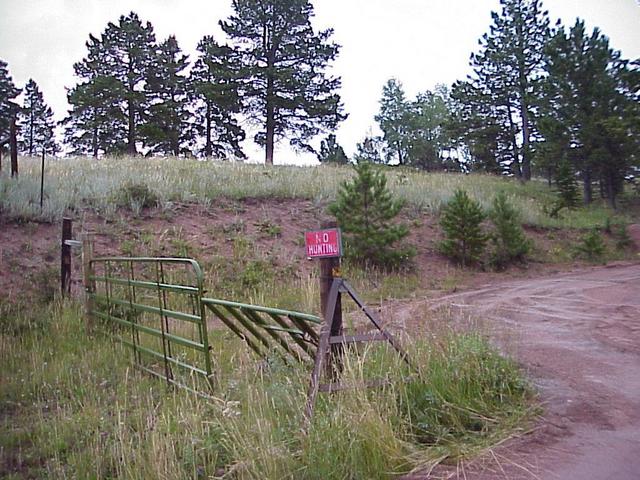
[396,141,403,166]
[265,72,275,165]
[29,116,34,156]
[92,125,99,158]
[10,113,18,178]
[520,99,531,181]
[605,171,617,210]
[126,82,137,155]
[583,167,592,205]
[505,102,522,179]
[205,102,212,158]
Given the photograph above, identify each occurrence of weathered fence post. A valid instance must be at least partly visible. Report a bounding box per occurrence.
[81,233,95,332]
[320,252,342,373]
[61,218,72,297]
[9,111,18,178]
[317,222,343,373]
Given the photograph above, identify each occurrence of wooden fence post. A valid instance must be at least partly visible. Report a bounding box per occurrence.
[81,233,96,332]
[61,218,72,297]
[319,222,342,373]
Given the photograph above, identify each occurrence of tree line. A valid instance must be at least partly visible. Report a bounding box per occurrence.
[337,0,638,209]
[0,0,344,165]
[1,0,638,206]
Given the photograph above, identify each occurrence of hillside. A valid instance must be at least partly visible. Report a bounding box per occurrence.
[1,156,638,314]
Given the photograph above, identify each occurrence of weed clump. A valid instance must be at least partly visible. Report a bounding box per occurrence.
[116,182,159,213]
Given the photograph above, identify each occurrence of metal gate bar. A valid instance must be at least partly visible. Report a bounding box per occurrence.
[202,297,321,363]
[88,257,213,390]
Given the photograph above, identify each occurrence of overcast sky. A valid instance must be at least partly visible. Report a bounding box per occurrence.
[1,0,638,164]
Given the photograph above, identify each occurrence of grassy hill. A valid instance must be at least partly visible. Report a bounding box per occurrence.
[0,156,638,479]
[2,155,634,228]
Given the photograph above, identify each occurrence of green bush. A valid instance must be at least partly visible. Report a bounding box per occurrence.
[574,229,606,262]
[489,192,532,269]
[329,162,414,268]
[117,182,159,211]
[439,189,488,267]
[548,160,580,218]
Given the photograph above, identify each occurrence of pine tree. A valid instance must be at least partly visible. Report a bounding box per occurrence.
[68,12,156,155]
[191,36,245,159]
[552,160,580,215]
[328,162,414,267]
[489,192,531,269]
[18,79,57,155]
[0,59,20,143]
[220,0,346,164]
[62,76,127,157]
[406,86,454,171]
[574,229,606,262]
[317,134,348,164]
[466,0,550,180]
[375,78,411,165]
[540,20,639,208]
[142,36,192,156]
[449,80,511,175]
[439,189,488,267]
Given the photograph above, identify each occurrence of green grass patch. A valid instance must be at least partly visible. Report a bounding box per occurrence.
[1,156,635,228]
[1,302,535,479]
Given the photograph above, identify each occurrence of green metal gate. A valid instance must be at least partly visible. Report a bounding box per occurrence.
[87,256,322,394]
[89,257,213,393]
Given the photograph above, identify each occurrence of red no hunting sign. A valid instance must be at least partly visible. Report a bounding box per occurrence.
[305,228,342,259]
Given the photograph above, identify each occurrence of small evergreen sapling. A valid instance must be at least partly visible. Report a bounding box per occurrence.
[574,229,606,262]
[328,162,414,267]
[549,160,580,217]
[489,192,532,269]
[439,189,487,267]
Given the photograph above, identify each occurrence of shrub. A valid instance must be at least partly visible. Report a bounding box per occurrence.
[117,182,159,211]
[574,229,606,262]
[549,160,580,218]
[439,189,488,267]
[489,192,532,269]
[328,162,414,268]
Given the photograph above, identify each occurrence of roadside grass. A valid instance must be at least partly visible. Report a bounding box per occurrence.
[1,155,632,229]
[1,301,535,479]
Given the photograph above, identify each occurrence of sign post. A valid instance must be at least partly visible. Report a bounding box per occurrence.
[305,224,343,375]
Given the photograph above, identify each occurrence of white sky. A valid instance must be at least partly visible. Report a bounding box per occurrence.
[1,0,638,164]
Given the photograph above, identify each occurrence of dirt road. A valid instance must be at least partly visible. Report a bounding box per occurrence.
[420,262,640,479]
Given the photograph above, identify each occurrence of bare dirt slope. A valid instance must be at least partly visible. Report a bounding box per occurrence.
[416,262,640,479]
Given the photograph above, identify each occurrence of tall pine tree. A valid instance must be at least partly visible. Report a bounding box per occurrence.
[406,86,454,171]
[465,0,550,180]
[62,75,127,157]
[220,0,346,164]
[375,78,411,165]
[67,12,156,155]
[0,59,20,144]
[191,36,246,159]
[142,36,192,156]
[449,80,510,174]
[540,20,639,208]
[18,79,57,155]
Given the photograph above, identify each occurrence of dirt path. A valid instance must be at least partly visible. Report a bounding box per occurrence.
[413,262,640,479]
